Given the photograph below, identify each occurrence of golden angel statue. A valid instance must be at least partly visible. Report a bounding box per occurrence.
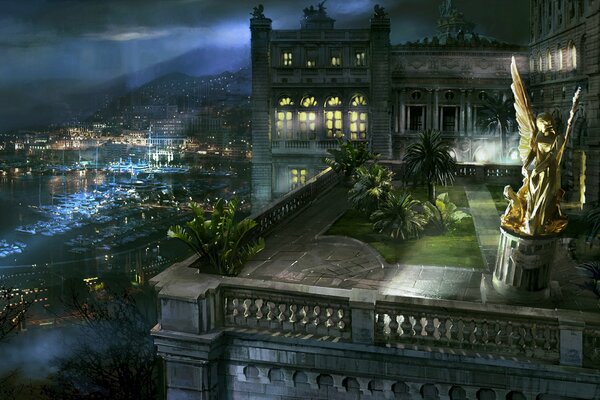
[501,57,581,236]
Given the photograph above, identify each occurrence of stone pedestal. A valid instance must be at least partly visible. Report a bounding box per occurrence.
[490,227,559,302]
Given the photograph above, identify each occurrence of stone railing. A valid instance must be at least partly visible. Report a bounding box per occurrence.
[222,285,351,341]
[375,298,560,363]
[249,167,339,238]
[152,269,600,369]
[271,139,362,154]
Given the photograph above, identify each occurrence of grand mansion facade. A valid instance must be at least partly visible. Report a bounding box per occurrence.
[250,0,599,209]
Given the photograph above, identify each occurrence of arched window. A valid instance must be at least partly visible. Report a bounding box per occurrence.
[558,46,564,70]
[538,54,543,72]
[570,42,578,69]
[349,94,368,140]
[547,49,553,70]
[324,96,343,138]
[529,57,535,72]
[276,96,294,139]
[299,96,318,139]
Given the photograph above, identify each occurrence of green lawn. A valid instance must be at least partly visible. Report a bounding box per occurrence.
[326,209,484,268]
[486,185,509,212]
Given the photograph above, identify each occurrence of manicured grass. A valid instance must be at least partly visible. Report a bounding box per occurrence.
[486,185,509,213]
[326,209,484,268]
[404,185,469,208]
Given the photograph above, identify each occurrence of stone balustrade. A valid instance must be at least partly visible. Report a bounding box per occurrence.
[249,166,339,238]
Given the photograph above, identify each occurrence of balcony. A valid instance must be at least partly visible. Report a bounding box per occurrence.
[271,139,365,155]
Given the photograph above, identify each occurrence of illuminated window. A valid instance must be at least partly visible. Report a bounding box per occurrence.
[350,94,368,107]
[349,112,367,140]
[330,49,342,67]
[539,54,543,72]
[291,168,307,189]
[354,51,366,66]
[299,96,317,139]
[282,51,293,67]
[558,47,564,70]
[570,42,577,69]
[306,49,317,68]
[279,97,294,107]
[301,96,318,107]
[276,96,294,139]
[547,50,553,70]
[325,96,343,138]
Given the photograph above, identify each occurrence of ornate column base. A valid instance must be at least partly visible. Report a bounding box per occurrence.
[481,227,562,304]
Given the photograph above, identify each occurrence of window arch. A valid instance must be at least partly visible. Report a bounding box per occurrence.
[558,46,564,70]
[349,94,368,140]
[538,53,543,72]
[324,96,343,138]
[547,49,553,70]
[569,42,578,69]
[299,96,318,139]
[276,96,294,139]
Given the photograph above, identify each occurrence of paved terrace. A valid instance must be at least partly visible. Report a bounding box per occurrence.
[242,183,598,313]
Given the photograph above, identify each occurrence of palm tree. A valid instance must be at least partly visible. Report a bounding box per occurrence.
[403,129,457,204]
[168,198,264,276]
[586,206,600,245]
[348,163,394,213]
[324,139,377,180]
[371,192,429,240]
[478,94,516,158]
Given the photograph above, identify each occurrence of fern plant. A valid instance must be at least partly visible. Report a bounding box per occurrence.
[576,261,600,298]
[424,192,470,233]
[371,192,429,240]
[349,164,394,213]
[168,198,264,276]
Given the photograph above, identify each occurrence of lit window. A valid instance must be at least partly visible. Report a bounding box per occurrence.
[330,49,342,67]
[282,51,293,67]
[306,60,316,68]
[326,96,342,107]
[291,168,307,189]
[279,97,294,107]
[547,50,553,70]
[539,55,543,72]
[354,51,366,66]
[276,111,293,139]
[306,49,317,68]
[298,111,317,139]
[350,94,367,107]
[349,111,367,140]
[558,47,564,70]
[570,43,577,69]
[301,96,318,107]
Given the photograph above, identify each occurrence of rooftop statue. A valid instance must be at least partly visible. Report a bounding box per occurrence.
[251,4,265,19]
[303,1,328,18]
[374,4,387,19]
[501,57,581,236]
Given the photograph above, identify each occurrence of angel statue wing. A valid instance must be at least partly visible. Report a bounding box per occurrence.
[510,56,537,162]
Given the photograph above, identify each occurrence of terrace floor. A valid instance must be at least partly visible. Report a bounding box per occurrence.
[241,184,599,312]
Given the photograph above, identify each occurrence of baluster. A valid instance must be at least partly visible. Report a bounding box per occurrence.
[420,316,429,337]
[289,304,298,323]
[312,306,321,327]
[278,304,287,323]
[301,305,310,325]
[325,307,334,328]
[266,302,276,320]
[231,298,240,317]
[494,322,503,347]
[387,313,398,339]
[469,321,478,345]
[337,309,345,330]
[432,317,441,340]
[397,314,406,337]
[400,314,412,339]
[456,319,465,345]
[444,319,453,344]
[243,299,252,319]
[481,321,490,346]
[376,313,386,338]
[255,299,264,320]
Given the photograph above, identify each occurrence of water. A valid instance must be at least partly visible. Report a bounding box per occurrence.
[0,158,250,378]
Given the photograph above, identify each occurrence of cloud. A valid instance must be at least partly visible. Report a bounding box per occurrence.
[84,27,173,42]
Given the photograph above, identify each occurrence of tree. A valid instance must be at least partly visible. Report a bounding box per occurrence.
[324,139,377,180]
[478,95,515,158]
[424,192,470,233]
[586,206,600,245]
[42,287,160,400]
[348,163,394,213]
[371,192,430,240]
[168,198,264,276]
[403,129,457,203]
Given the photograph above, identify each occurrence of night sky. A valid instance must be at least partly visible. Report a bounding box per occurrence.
[0,0,529,129]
